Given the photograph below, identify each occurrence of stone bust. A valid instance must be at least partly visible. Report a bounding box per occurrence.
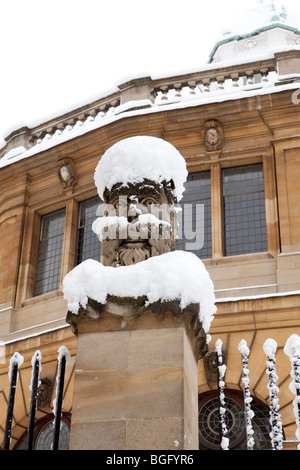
[92,136,187,267]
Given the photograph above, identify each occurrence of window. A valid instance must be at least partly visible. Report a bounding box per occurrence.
[15,414,71,450]
[198,391,272,450]
[176,171,212,259]
[223,164,267,256]
[34,209,65,296]
[76,197,101,265]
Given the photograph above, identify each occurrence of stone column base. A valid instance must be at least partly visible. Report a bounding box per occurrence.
[68,300,206,450]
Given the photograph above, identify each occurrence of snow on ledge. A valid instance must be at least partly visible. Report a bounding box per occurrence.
[62,250,216,334]
[1,80,299,171]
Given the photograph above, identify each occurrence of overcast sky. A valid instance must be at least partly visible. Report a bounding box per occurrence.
[0,0,298,141]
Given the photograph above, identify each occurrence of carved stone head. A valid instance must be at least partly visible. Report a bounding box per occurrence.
[37,377,53,409]
[92,136,187,267]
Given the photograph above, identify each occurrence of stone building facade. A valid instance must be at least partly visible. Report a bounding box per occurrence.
[0,1,300,450]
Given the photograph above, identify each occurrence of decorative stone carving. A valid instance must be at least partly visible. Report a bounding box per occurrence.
[64,136,216,359]
[92,136,187,267]
[233,32,267,54]
[37,377,53,409]
[204,349,227,384]
[98,178,178,267]
[203,120,224,152]
[58,157,77,189]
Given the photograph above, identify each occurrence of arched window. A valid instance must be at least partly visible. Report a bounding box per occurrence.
[198,390,273,450]
[14,413,71,450]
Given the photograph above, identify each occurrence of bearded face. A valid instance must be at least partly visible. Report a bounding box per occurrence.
[95,180,179,267]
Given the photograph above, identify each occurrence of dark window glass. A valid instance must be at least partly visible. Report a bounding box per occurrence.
[76,197,101,265]
[34,209,65,296]
[198,393,272,450]
[223,164,267,256]
[176,171,212,259]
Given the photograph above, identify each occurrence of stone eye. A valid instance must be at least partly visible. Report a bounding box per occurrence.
[142,198,156,208]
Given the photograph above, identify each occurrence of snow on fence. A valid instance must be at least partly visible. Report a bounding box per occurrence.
[216,334,300,450]
[3,346,70,451]
[3,335,300,450]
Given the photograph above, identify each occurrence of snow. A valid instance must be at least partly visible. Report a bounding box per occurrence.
[215,289,300,303]
[1,79,299,171]
[284,334,300,449]
[57,345,70,365]
[263,338,283,450]
[238,339,255,450]
[284,334,300,358]
[29,350,42,392]
[238,339,250,356]
[92,213,172,243]
[263,338,277,357]
[215,339,229,450]
[53,346,70,420]
[114,99,153,115]
[93,136,188,202]
[8,352,24,382]
[63,250,216,334]
[216,0,300,41]
[1,146,26,161]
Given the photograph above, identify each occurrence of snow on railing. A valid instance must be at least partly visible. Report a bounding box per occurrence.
[52,346,70,450]
[3,347,69,450]
[263,338,283,450]
[215,339,229,450]
[238,339,255,450]
[4,352,24,450]
[284,334,300,450]
[3,335,300,450]
[0,54,287,161]
[27,350,42,450]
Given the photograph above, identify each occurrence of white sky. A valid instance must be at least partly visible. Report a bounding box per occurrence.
[0,0,298,140]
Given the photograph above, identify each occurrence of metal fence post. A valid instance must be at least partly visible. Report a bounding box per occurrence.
[284,334,300,450]
[4,352,24,450]
[263,338,283,450]
[27,351,42,450]
[238,339,255,450]
[52,346,70,450]
[215,339,229,450]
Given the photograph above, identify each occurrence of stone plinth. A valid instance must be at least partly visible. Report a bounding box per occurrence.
[67,299,207,450]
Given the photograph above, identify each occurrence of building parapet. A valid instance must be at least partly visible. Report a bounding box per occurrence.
[1,48,300,162]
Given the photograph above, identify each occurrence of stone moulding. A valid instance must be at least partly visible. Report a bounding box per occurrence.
[66,296,208,359]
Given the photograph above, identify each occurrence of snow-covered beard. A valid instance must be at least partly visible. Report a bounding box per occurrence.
[118,242,151,266]
[98,179,178,267]
[101,236,175,267]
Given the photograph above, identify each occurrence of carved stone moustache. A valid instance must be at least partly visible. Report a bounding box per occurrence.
[100,178,178,267]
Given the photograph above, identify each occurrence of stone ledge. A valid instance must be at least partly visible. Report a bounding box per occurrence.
[66,296,208,359]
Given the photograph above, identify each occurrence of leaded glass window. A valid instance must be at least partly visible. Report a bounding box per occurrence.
[34,209,65,296]
[176,171,212,259]
[76,197,101,265]
[223,164,267,256]
[198,393,272,450]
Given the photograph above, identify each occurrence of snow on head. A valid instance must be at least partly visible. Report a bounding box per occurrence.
[94,136,188,202]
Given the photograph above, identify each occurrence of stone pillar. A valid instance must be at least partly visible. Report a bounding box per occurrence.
[67,299,207,450]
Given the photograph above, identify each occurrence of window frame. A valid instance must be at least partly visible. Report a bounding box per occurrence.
[184,152,279,261]
[33,208,66,297]
[222,163,268,257]
[75,196,102,266]
[176,170,212,259]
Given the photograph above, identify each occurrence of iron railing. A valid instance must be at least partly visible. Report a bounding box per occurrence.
[2,334,300,450]
[3,346,70,451]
